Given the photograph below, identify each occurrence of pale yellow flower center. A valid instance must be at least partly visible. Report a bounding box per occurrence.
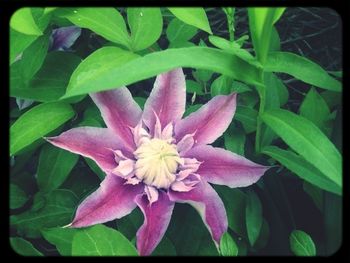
[134,138,182,189]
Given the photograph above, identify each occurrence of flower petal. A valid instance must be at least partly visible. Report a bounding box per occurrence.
[168,180,227,243]
[175,93,237,145]
[70,174,143,227]
[135,191,175,256]
[143,68,186,133]
[90,87,142,151]
[46,127,124,172]
[185,145,269,187]
[50,26,81,51]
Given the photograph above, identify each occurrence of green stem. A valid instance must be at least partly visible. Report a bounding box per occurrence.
[224,7,235,41]
[255,82,266,153]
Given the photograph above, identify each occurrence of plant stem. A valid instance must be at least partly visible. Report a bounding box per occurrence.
[255,82,266,153]
[224,7,235,41]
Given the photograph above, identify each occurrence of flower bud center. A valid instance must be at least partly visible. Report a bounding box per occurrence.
[134,138,181,189]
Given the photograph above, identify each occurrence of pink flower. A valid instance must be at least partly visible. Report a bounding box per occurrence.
[47,68,268,255]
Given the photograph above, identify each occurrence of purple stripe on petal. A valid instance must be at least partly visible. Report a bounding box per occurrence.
[50,26,81,51]
[168,180,227,244]
[90,87,142,151]
[175,93,237,145]
[70,174,143,227]
[185,145,269,188]
[46,127,123,172]
[143,68,186,134]
[136,191,175,256]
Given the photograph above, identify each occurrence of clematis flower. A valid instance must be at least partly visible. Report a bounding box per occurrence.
[46,68,268,255]
[49,26,81,52]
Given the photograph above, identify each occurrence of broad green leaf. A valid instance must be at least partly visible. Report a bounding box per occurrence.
[152,237,177,256]
[10,238,43,256]
[262,146,341,195]
[71,225,138,256]
[11,52,82,102]
[10,8,42,36]
[41,227,78,255]
[61,8,130,49]
[235,106,258,134]
[127,8,163,51]
[16,33,50,83]
[168,40,196,49]
[261,109,342,187]
[248,7,285,64]
[116,207,143,240]
[269,26,281,52]
[186,80,204,95]
[37,144,79,193]
[10,102,75,156]
[254,219,270,249]
[43,7,57,15]
[85,158,105,180]
[11,189,78,238]
[220,232,238,256]
[64,46,263,98]
[166,18,198,43]
[300,87,331,135]
[224,125,246,155]
[10,183,28,209]
[245,190,263,246]
[289,230,316,256]
[10,29,37,65]
[265,52,342,92]
[192,40,214,82]
[214,185,247,237]
[168,8,212,34]
[133,97,147,110]
[320,90,341,110]
[303,181,324,211]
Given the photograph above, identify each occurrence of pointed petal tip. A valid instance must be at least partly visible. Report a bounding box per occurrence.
[61,222,73,228]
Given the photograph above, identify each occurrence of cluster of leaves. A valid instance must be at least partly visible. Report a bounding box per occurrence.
[10,7,342,256]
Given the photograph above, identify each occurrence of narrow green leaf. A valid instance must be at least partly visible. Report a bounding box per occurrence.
[166,18,198,43]
[224,125,246,155]
[41,227,78,255]
[235,106,258,134]
[10,102,75,156]
[265,52,342,92]
[168,8,212,34]
[11,189,78,238]
[10,184,28,209]
[262,146,341,195]
[261,109,342,187]
[300,87,331,135]
[37,144,79,193]
[290,230,316,256]
[186,80,204,95]
[254,219,270,249]
[10,29,37,65]
[64,46,263,98]
[10,8,42,36]
[72,225,138,256]
[10,238,43,256]
[127,8,163,51]
[220,232,238,256]
[61,8,130,49]
[303,181,324,211]
[245,190,263,246]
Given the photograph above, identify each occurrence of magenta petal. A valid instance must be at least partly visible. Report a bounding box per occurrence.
[70,174,143,227]
[185,145,269,187]
[135,191,175,256]
[143,68,186,133]
[168,181,227,243]
[46,127,124,172]
[90,87,142,151]
[175,93,237,145]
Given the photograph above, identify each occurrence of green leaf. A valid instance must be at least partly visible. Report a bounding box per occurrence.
[168,8,212,34]
[41,227,78,255]
[64,46,263,98]
[127,8,163,51]
[10,102,75,156]
[152,237,177,256]
[37,144,79,193]
[85,158,105,180]
[303,181,324,211]
[11,189,78,238]
[269,26,281,52]
[186,80,204,95]
[168,40,196,49]
[254,219,270,249]
[248,7,285,64]
[71,224,138,256]
[184,104,203,117]
[245,190,263,246]
[10,29,37,65]
[61,8,130,49]
[300,87,331,135]
[289,230,316,256]
[262,146,341,195]
[10,8,42,36]
[219,232,238,256]
[261,109,342,187]
[166,18,198,43]
[320,90,341,110]
[235,106,258,134]
[10,238,43,256]
[224,125,246,155]
[265,52,342,92]
[10,183,28,209]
